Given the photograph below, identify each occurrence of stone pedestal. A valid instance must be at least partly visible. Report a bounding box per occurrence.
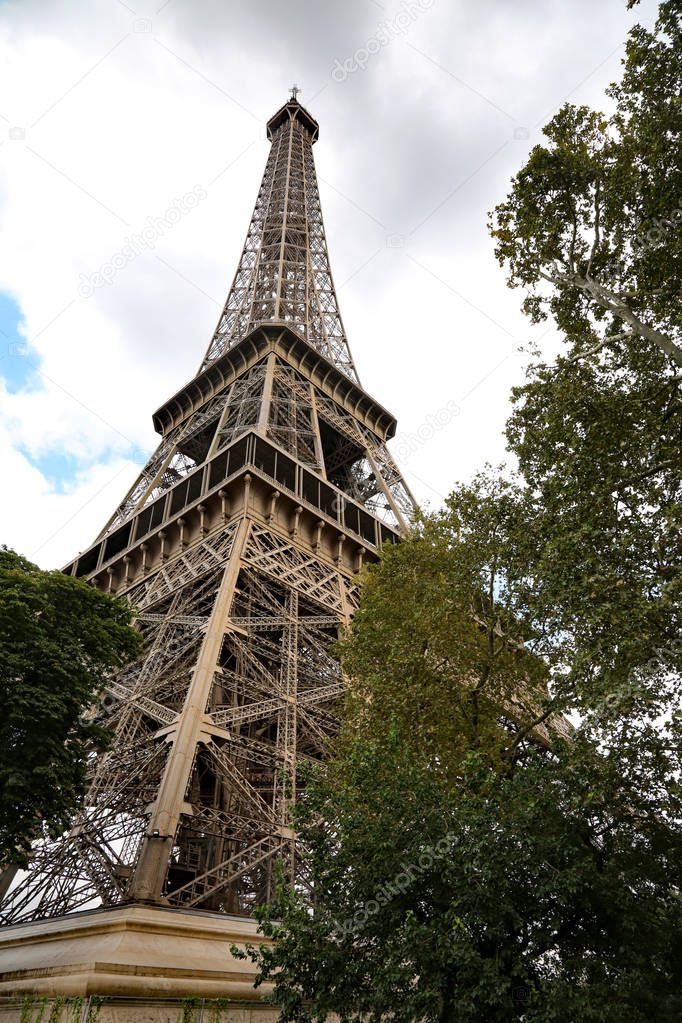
[0,905,275,1021]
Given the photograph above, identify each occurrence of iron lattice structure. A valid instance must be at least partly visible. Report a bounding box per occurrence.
[1,98,417,923]
[201,100,358,381]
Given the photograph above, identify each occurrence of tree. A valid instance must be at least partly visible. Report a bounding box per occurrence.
[334,476,568,779]
[235,5,682,1018]
[491,0,681,710]
[238,489,682,1022]
[505,344,681,714]
[490,1,682,368]
[250,737,682,1022]
[0,548,142,868]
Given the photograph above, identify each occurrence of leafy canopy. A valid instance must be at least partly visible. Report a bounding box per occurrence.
[490,0,682,368]
[335,477,566,778]
[239,487,682,1022]
[0,547,142,867]
[493,0,682,711]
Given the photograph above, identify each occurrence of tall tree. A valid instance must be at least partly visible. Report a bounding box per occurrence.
[491,0,681,710]
[237,487,682,1023]
[335,476,567,778]
[490,0,682,368]
[0,548,142,869]
[505,344,681,714]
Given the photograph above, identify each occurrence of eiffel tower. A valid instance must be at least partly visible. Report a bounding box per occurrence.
[0,95,416,1002]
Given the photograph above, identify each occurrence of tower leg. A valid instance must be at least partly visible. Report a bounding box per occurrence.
[129,518,251,903]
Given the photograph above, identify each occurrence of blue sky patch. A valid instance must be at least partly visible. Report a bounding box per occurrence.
[0,290,148,492]
[23,449,83,493]
[0,291,41,392]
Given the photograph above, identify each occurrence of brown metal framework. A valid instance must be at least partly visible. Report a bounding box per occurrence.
[0,97,417,923]
[201,99,358,381]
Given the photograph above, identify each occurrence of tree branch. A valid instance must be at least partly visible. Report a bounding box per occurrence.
[586,179,602,277]
[502,697,565,763]
[565,332,634,364]
[537,269,682,367]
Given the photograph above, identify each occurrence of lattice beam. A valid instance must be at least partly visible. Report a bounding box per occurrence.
[2,96,418,927]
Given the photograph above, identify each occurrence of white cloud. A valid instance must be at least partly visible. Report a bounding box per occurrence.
[0,0,659,567]
[0,426,140,568]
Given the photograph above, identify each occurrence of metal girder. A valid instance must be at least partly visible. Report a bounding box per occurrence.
[166,835,285,909]
[2,97,418,926]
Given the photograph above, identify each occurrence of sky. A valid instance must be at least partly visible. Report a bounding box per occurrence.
[0,0,659,569]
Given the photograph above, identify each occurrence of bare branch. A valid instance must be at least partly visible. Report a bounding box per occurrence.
[537,269,682,368]
[586,179,602,277]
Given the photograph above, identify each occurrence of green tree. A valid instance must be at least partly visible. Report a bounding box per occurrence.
[490,0,681,709]
[235,4,682,1018]
[335,476,567,779]
[238,491,682,1022]
[490,1,682,367]
[252,737,682,1022]
[505,343,681,714]
[0,548,142,868]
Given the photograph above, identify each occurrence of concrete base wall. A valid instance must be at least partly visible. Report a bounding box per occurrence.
[0,906,276,1021]
[0,998,278,1023]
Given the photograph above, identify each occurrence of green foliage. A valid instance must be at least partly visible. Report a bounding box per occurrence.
[46,997,65,1023]
[506,342,681,712]
[239,6,682,1018]
[207,998,228,1023]
[489,0,682,712]
[0,547,142,867]
[246,713,682,1022]
[180,998,201,1023]
[336,477,562,779]
[490,1,682,367]
[68,997,84,1023]
[16,997,92,1023]
[488,8,682,718]
[33,999,48,1023]
[19,996,41,1023]
[86,997,106,1023]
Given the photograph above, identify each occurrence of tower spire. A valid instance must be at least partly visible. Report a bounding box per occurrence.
[201,96,358,382]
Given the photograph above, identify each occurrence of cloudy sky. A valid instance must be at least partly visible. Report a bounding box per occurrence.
[0,0,658,568]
